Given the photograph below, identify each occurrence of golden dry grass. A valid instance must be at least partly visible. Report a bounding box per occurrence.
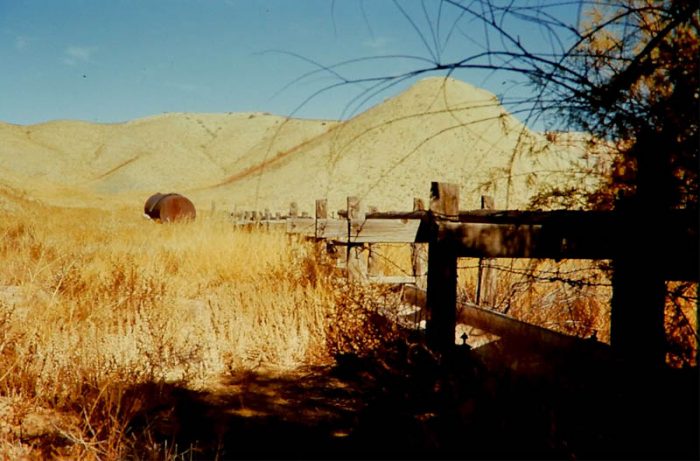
[457,258,612,341]
[0,203,357,458]
[0,198,695,459]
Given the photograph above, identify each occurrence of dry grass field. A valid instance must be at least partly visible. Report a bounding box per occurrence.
[0,200,344,458]
[0,77,696,459]
[1,198,695,459]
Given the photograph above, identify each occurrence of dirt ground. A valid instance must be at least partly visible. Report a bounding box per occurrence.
[118,338,698,460]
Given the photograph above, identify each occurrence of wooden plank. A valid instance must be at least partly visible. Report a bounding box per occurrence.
[347,196,368,282]
[403,285,610,356]
[426,240,457,352]
[438,221,614,259]
[439,222,546,258]
[315,219,346,239]
[347,196,364,221]
[286,217,315,234]
[260,220,287,228]
[476,195,497,307]
[315,199,327,239]
[367,244,379,278]
[289,202,299,218]
[430,182,459,219]
[338,210,427,220]
[341,218,422,243]
[458,303,610,356]
[315,199,327,219]
[412,198,428,290]
[659,210,698,281]
[610,200,667,369]
[456,209,614,224]
[439,211,697,277]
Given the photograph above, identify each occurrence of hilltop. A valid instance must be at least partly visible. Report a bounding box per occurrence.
[0,77,607,214]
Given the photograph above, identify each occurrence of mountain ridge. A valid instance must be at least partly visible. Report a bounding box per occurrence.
[0,77,606,214]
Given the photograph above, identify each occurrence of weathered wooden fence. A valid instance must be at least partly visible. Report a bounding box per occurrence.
[233,181,698,368]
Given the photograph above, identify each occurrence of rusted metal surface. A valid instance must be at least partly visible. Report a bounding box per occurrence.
[144,193,196,222]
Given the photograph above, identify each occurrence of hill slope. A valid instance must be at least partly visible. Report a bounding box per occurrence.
[0,77,605,213]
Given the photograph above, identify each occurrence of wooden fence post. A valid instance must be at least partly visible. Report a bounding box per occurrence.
[426,182,459,353]
[412,198,428,290]
[315,199,327,239]
[476,195,497,307]
[347,196,368,283]
[367,207,380,278]
[611,199,667,369]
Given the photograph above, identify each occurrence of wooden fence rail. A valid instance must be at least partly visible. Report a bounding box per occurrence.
[233,181,698,368]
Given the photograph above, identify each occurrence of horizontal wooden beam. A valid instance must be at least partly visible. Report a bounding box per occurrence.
[345,218,422,243]
[456,209,613,224]
[459,302,584,346]
[290,205,697,279]
[439,222,550,258]
[338,210,428,220]
[402,285,610,356]
[314,219,346,239]
[441,211,617,259]
[438,210,698,279]
[286,217,315,234]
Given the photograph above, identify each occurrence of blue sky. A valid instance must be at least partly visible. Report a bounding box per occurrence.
[1,0,584,126]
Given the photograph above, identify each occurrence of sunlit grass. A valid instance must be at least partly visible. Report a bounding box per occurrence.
[0,200,695,458]
[0,203,345,458]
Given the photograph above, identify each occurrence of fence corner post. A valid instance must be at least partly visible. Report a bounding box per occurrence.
[426,182,459,354]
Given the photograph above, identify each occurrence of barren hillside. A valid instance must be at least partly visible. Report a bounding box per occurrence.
[0,77,606,214]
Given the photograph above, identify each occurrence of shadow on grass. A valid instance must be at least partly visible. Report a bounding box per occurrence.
[123,341,699,460]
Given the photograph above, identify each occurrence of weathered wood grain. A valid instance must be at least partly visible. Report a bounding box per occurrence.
[286,217,315,234]
[426,182,459,352]
[347,197,368,282]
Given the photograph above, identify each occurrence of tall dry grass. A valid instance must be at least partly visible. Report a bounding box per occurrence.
[456,258,696,366]
[457,258,612,341]
[338,242,696,364]
[0,202,355,458]
[0,199,695,458]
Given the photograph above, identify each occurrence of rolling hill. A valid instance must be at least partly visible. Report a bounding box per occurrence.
[0,77,607,215]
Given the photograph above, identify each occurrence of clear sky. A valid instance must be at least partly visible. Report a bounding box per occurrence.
[1,0,583,126]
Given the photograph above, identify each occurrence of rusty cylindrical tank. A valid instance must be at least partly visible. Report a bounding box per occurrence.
[144,193,196,222]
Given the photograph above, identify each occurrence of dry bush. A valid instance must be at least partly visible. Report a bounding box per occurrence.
[665,281,698,368]
[325,279,405,357]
